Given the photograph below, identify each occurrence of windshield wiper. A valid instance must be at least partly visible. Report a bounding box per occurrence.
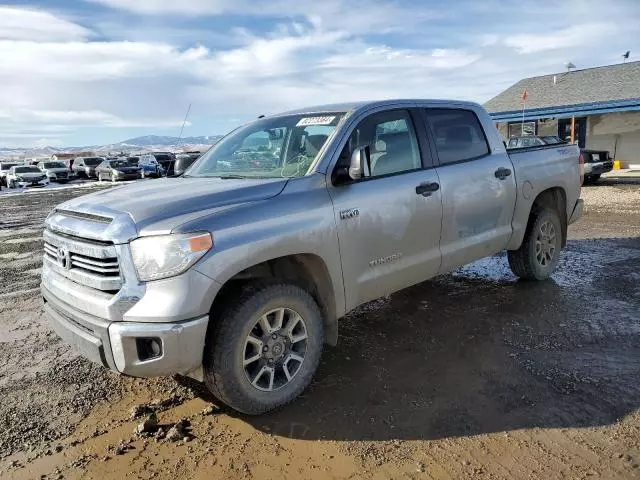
[216,175,248,179]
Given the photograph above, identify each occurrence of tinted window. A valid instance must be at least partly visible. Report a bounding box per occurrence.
[425,109,490,164]
[83,157,101,166]
[43,162,66,169]
[340,110,421,178]
[1,164,18,171]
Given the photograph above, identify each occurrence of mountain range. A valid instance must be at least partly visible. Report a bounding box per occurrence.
[0,135,224,159]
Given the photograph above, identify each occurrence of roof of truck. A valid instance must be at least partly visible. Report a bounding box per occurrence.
[272,99,483,117]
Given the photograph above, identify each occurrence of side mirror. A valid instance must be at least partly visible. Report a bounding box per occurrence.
[348,146,370,180]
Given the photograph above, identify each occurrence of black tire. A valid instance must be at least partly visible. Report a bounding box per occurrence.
[508,207,563,280]
[584,174,601,185]
[203,282,324,415]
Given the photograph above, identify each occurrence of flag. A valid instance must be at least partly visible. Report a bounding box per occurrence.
[521,89,528,102]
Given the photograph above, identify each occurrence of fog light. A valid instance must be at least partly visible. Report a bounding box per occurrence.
[136,337,163,361]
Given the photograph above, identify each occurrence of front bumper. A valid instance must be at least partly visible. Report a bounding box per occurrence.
[42,284,209,377]
[15,179,48,187]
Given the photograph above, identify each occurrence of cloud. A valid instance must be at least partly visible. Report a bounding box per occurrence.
[504,23,616,54]
[1,1,640,148]
[0,6,92,42]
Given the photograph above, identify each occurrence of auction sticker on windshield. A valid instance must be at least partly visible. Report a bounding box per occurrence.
[296,116,336,126]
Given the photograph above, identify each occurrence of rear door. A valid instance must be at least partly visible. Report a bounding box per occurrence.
[328,108,443,311]
[421,108,517,273]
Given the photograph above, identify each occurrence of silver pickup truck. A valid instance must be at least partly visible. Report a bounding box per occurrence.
[41,100,583,414]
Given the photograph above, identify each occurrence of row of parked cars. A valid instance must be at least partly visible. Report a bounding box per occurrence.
[0,151,203,188]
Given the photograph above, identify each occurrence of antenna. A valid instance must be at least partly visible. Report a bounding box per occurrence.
[565,61,575,72]
[177,103,192,151]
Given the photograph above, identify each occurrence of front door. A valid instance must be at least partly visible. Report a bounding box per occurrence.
[421,108,517,272]
[328,109,443,311]
[558,117,587,148]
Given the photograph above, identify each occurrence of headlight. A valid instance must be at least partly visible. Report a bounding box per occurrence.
[130,232,213,281]
[16,176,24,181]
[115,170,123,176]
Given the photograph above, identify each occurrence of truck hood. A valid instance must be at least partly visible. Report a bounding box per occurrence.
[54,176,288,239]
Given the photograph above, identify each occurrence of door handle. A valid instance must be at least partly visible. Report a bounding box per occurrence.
[415,182,440,197]
[495,167,512,180]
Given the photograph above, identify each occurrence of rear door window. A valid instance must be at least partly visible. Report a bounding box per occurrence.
[424,109,490,165]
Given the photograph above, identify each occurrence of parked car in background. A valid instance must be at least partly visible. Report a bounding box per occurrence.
[96,158,142,182]
[72,157,104,178]
[0,162,21,186]
[580,149,613,184]
[506,136,612,184]
[38,161,71,183]
[7,165,48,188]
[506,136,547,148]
[173,151,202,176]
[43,99,583,415]
[127,156,164,178]
[140,152,176,176]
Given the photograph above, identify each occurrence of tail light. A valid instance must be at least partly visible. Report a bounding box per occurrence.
[578,152,584,185]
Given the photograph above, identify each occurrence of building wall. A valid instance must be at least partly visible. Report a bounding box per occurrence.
[587,112,640,168]
[496,122,508,139]
[536,119,558,137]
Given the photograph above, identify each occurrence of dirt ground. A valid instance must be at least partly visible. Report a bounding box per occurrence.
[1,178,639,479]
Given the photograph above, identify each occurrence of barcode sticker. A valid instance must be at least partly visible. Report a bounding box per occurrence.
[296,116,336,126]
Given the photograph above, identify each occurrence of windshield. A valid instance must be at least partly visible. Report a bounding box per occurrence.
[542,136,563,144]
[1,164,18,171]
[83,157,102,166]
[43,162,66,169]
[126,157,139,164]
[15,166,41,173]
[187,113,345,178]
[109,160,129,168]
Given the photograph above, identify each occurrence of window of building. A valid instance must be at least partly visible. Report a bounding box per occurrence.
[508,121,536,138]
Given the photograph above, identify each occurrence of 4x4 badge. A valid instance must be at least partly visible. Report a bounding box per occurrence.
[340,208,360,220]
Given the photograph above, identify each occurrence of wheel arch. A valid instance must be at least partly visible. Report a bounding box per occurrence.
[508,186,568,250]
[208,254,339,346]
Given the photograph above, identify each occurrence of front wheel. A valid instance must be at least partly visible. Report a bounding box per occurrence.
[203,282,324,415]
[508,207,563,280]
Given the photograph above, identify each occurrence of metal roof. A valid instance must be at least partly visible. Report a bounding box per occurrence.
[485,61,640,115]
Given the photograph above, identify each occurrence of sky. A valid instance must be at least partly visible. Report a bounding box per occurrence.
[1,0,639,148]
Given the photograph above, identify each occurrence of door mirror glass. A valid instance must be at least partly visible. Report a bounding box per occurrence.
[349,146,370,180]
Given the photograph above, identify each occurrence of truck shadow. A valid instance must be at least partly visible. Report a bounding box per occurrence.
[206,237,640,442]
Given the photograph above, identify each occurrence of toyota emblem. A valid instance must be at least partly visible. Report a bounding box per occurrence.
[56,247,71,270]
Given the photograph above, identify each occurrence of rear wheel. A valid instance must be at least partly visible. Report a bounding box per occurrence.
[203,282,324,415]
[508,207,562,280]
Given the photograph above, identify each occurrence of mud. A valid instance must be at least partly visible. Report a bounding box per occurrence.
[1,180,639,479]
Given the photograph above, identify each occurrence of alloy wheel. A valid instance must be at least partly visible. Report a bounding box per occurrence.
[243,307,308,392]
[535,220,557,267]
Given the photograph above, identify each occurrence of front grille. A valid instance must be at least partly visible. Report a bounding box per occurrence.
[43,229,122,291]
[56,172,68,179]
